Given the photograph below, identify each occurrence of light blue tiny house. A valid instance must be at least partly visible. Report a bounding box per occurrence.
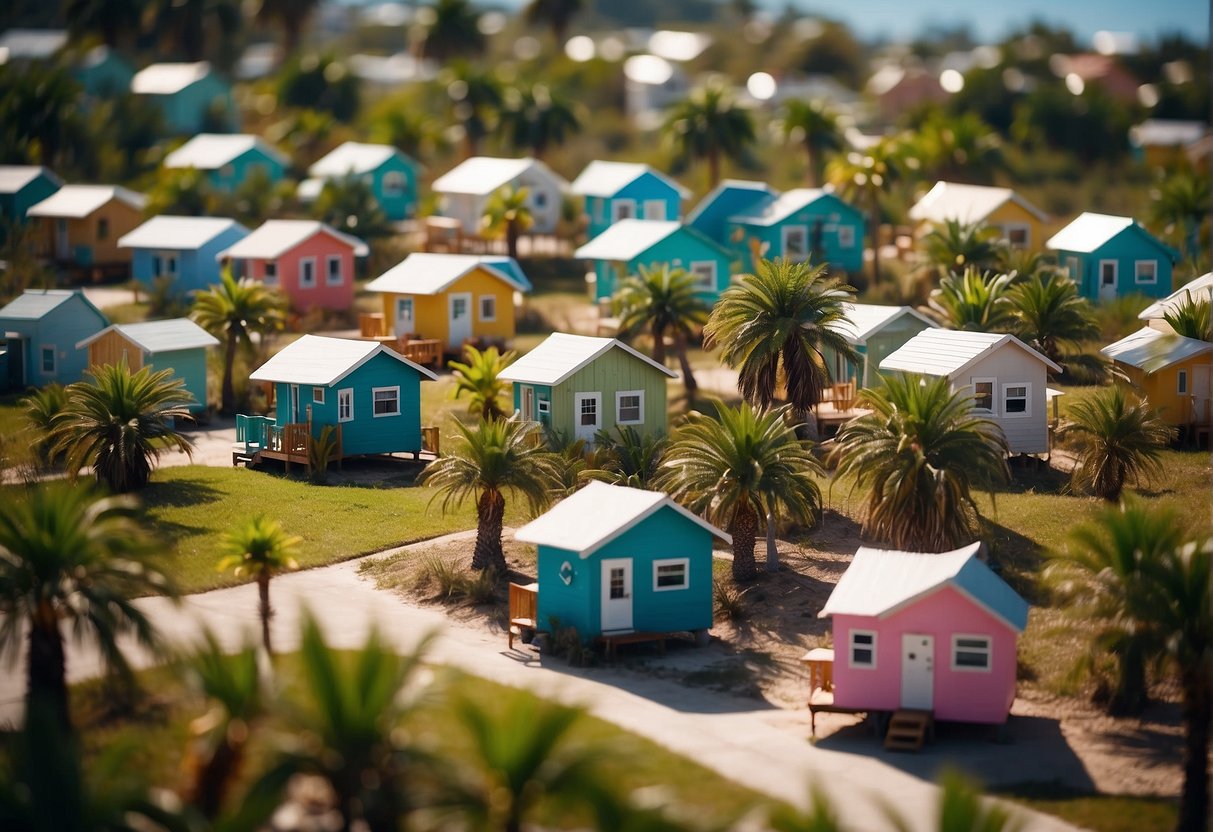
[0,290,109,391]
[1047,212,1179,303]
[685,179,778,247]
[77,319,219,414]
[573,219,737,303]
[163,134,288,192]
[302,142,421,222]
[131,62,236,134]
[236,335,437,467]
[0,166,61,229]
[74,46,135,98]
[570,161,690,240]
[725,189,866,273]
[515,481,730,640]
[119,216,249,296]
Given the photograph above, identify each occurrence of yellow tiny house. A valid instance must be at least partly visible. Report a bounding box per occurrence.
[909,181,1049,252]
[1103,327,1213,436]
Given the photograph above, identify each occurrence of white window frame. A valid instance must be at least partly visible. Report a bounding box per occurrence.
[382,170,406,196]
[611,198,636,222]
[371,385,400,418]
[337,388,354,422]
[1099,259,1118,287]
[299,257,317,289]
[971,377,996,414]
[263,260,278,285]
[1001,382,1031,419]
[1178,369,1188,395]
[537,398,550,416]
[849,629,877,669]
[396,296,414,331]
[479,295,497,322]
[652,557,690,592]
[40,345,56,375]
[1065,256,1080,280]
[313,386,325,404]
[1003,223,1030,249]
[615,389,644,425]
[325,254,343,286]
[643,199,667,220]
[782,225,809,261]
[1134,259,1158,285]
[837,224,855,248]
[690,260,718,291]
[951,634,993,672]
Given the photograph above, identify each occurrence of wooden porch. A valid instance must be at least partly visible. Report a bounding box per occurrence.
[812,382,870,433]
[358,314,443,368]
[232,414,441,472]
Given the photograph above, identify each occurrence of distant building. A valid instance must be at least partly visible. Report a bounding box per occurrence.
[119,215,249,296]
[569,161,689,240]
[78,319,219,414]
[866,62,946,124]
[0,166,61,227]
[163,133,289,192]
[131,62,236,133]
[1102,327,1212,433]
[432,156,568,236]
[73,46,135,97]
[0,290,109,390]
[1129,119,1209,169]
[0,29,67,65]
[725,188,865,273]
[301,142,421,221]
[26,185,147,273]
[909,181,1050,252]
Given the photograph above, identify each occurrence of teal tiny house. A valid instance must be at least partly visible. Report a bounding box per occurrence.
[0,289,109,391]
[515,481,730,640]
[302,142,421,222]
[1047,212,1179,303]
[0,166,61,227]
[77,319,219,414]
[569,161,690,240]
[163,134,288,192]
[131,62,236,134]
[824,303,938,388]
[725,188,865,274]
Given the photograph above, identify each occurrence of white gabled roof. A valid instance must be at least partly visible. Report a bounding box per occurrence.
[819,542,1029,632]
[1046,212,1135,252]
[131,61,213,95]
[880,328,1062,377]
[514,480,729,556]
[76,318,219,352]
[0,165,59,194]
[26,185,146,218]
[1129,119,1208,148]
[728,188,832,226]
[431,156,568,195]
[0,29,68,61]
[249,334,438,386]
[118,215,246,250]
[908,181,1047,225]
[163,133,287,170]
[499,332,677,386]
[1101,326,1213,372]
[309,141,402,178]
[573,219,681,261]
[366,253,529,295]
[1139,273,1213,320]
[0,289,87,320]
[830,303,937,344]
[568,160,690,199]
[218,220,368,259]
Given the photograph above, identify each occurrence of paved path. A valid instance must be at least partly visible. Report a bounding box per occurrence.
[0,534,1075,832]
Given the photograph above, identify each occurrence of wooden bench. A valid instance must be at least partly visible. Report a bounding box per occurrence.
[508,582,539,650]
[596,630,674,661]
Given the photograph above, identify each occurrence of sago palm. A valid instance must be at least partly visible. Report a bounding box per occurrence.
[656,403,823,582]
[480,185,534,260]
[20,383,68,468]
[53,361,195,493]
[927,267,1015,332]
[1059,385,1174,501]
[582,425,668,489]
[778,98,843,186]
[704,258,857,413]
[1149,171,1209,263]
[1006,272,1099,370]
[1162,291,1213,342]
[0,483,171,730]
[921,219,1003,276]
[831,374,1010,552]
[451,345,516,421]
[614,264,710,394]
[216,515,301,656]
[663,82,756,187]
[419,418,564,571]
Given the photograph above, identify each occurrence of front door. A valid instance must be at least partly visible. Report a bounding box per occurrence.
[900,634,934,710]
[3,337,24,390]
[55,219,70,259]
[521,385,535,421]
[574,392,601,442]
[291,384,301,423]
[1099,261,1118,302]
[395,297,415,337]
[448,292,472,349]
[600,558,633,632]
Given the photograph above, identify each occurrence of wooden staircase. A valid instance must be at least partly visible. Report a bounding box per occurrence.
[884,710,933,753]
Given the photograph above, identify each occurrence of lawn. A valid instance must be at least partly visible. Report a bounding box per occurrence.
[995,782,1177,832]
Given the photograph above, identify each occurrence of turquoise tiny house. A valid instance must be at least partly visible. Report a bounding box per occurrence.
[570,161,690,240]
[163,134,288,192]
[515,481,730,640]
[725,189,866,274]
[0,166,61,227]
[74,46,135,97]
[1047,212,1179,303]
[0,289,109,391]
[303,142,421,221]
[685,179,777,244]
[131,62,236,134]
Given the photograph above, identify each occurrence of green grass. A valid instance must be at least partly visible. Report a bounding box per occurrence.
[995,782,1178,832]
[99,300,153,324]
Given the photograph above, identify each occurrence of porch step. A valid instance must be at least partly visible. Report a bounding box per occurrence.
[884,709,933,753]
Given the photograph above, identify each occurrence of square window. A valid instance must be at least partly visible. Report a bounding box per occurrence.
[372,387,400,417]
[1003,383,1029,417]
[850,631,876,668]
[612,200,635,222]
[40,346,56,374]
[97,218,109,240]
[783,227,808,260]
[382,170,406,196]
[837,225,855,248]
[264,260,278,285]
[337,388,353,422]
[1178,370,1188,395]
[690,261,717,291]
[537,399,550,415]
[480,295,497,321]
[653,558,689,591]
[300,258,316,288]
[1006,225,1029,248]
[616,390,643,425]
[952,635,991,671]
[313,387,325,404]
[972,379,994,412]
[643,200,667,220]
[326,255,343,286]
[1135,260,1158,284]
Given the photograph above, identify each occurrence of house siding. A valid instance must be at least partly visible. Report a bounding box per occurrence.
[370,155,419,221]
[147,347,210,413]
[511,383,554,426]
[144,74,236,134]
[379,267,517,348]
[85,329,145,371]
[548,347,669,440]
[130,224,248,295]
[957,348,1052,455]
[585,173,683,239]
[206,147,286,192]
[241,231,357,312]
[1057,225,1176,302]
[0,175,59,225]
[728,195,865,273]
[1119,357,1213,428]
[39,199,142,268]
[985,202,1046,253]
[1,296,108,386]
[437,166,563,235]
[591,228,735,302]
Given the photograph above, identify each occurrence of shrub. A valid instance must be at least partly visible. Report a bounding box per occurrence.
[308,425,340,484]
[713,582,750,622]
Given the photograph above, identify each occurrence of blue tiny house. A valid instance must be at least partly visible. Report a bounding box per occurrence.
[0,290,109,391]
[0,166,61,227]
[570,161,690,240]
[685,179,778,246]
[131,62,236,134]
[725,189,865,273]
[77,319,219,414]
[303,142,421,221]
[1047,212,1179,303]
[515,481,730,640]
[119,216,249,295]
[74,46,135,97]
[163,134,288,192]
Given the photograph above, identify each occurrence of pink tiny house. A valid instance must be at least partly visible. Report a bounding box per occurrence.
[219,220,368,313]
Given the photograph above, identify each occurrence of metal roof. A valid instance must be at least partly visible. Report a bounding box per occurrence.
[131,61,213,95]
[568,160,690,199]
[728,188,832,226]
[0,165,59,194]
[1139,272,1213,320]
[684,179,777,227]
[499,332,677,386]
[76,318,219,352]
[1045,212,1135,253]
[829,303,937,344]
[819,542,1029,632]
[0,289,95,321]
[879,328,1062,377]
[1129,119,1207,148]
[573,219,681,260]
[249,334,437,386]
[26,185,146,218]
[218,220,368,259]
[431,156,568,195]
[366,253,530,295]
[1101,326,1213,372]
[0,28,67,61]
[163,133,287,170]
[118,215,246,250]
[908,181,1047,225]
[308,141,405,177]
[514,480,729,557]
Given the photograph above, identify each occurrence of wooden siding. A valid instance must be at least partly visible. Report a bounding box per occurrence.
[41,199,142,267]
[86,329,144,371]
[960,347,1052,455]
[1120,357,1213,428]
[0,295,108,385]
[379,267,517,348]
[549,346,670,439]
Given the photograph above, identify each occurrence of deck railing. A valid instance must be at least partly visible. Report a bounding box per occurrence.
[235,414,274,450]
[360,313,389,338]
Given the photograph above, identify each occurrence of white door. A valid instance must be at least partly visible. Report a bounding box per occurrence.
[55,219,70,259]
[521,386,535,421]
[448,292,472,349]
[1099,261,1118,302]
[574,392,601,442]
[291,384,301,423]
[601,558,633,632]
[394,297,414,337]
[900,634,934,710]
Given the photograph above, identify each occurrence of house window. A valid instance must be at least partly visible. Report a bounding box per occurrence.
[313,387,325,404]
[264,260,278,285]
[690,261,717,291]
[972,378,996,413]
[579,395,598,426]
[1100,260,1118,288]
[1135,260,1158,284]
[652,558,689,591]
[40,346,56,374]
[326,255,343,286]
[300,257,317,288]
[337,388,353,422]
[1178,370,1188,394]
[783,226,808,261]
[849,630,876,668]
[97,218,109,240]
[616,390,644,425]
[1002,383,1030,417]
[479,295,497,322]
[612,199,635,222]
[537,399,550,417]
[382,170,406,196]
[1065,256,1080,280]
[372,386,400,417]
[1004,224,1030,248]
[152,253,178,277]
[643,199,667,220]
[952,635,992,671]
[533,191,548,209]
[837,225,855,248]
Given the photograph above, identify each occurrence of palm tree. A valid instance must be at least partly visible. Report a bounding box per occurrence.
[831,374,1010,552]
[314,176,393,238]
[582,426,668,489]
[192,269,287,415]
[778,99,843,186]
[704,258,858,414]
[147,0,242,62]
[656,403,823,582]
[1059,385,1174,501]
[927,267,1015,332]
[663,82,756,188]
[419,419,564,572]
[52,361,195,493]
[0,483,170,729]
[523,0,583,45]
[442,62,504,159]
[1163,291,1213,342]
[417,0,485,63]
[216,515,301,656]
[450,345,516,421]
[1149,171,1209,263]
[921,219,1003,276]
[826,139,901,285]
[913,112,1003,183]
[480,185,534,260]
[499,84,581,160]
[614,265,710,395]
[1006,273,1099,370]
[20,383,68,468]
[0,64,87,169]
[254,0,321,56]
[66,0,145,49]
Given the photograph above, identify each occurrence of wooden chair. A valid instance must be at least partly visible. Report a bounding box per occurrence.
[507,582,539,649]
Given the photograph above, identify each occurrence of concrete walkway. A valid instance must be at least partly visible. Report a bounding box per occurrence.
[0,533,1075,832]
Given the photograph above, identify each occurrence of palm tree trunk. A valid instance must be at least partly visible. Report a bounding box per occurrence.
[805,144,818,187]
[651,321,667,366]
[257,571,273,656]
[1177,667,1211,832]
[221,331,238,415]
[473,489,507,572]
[707,147,721,189]
[191,728,247,819]
[27,606,70,730]
[765,511,779,572]
[675,332,697,396]
[729,503,759,582]
[507,220,519,260]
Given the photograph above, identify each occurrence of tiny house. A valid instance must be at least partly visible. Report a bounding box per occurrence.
[725,188,865,273]
[569,161,690,240]
[499,332,676,442]
[163,133,288,192]
[514,480,729,641]
[1047,212,1178,303]
[824,303,937,388]
[432,156,568,236]
[573,219,736,302]
[880,329,1061,455]
[131,62,236,134]
[909,182,1049,251]
[73,46,135,97]
[0,166,61,227]
[1138,272,1213,332]
[26,185,146,273]
[119,215,249,295]
[1102,327,1212,433]
[302,141,421,221]
[685,179,778,246]
[76,319,219,414]
[817,542,1028,725]
[0,289,109,390]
